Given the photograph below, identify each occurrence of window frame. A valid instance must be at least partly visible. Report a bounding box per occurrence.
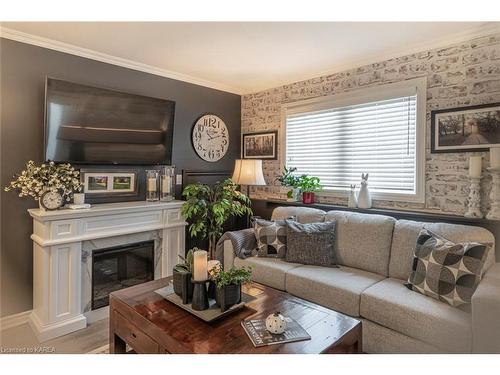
[280,77,427,204]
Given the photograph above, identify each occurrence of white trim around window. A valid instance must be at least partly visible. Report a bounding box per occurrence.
[280,77,427,204]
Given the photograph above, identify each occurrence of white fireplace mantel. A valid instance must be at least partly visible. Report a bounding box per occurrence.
[28,200,187,342]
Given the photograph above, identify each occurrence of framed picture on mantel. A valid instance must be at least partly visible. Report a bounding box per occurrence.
[81,169,138,197]
[431,102,500,153]
[242,131,278,159]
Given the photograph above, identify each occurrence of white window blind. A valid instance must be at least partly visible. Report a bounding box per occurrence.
[286,95,418,196]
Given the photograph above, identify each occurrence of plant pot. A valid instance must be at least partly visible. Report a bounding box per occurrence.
[302,192,315,204]
[215,283,241,312]
[172,270,194,304]
[287,188,301,202]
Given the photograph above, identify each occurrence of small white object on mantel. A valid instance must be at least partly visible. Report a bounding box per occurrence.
[67,203,91,210]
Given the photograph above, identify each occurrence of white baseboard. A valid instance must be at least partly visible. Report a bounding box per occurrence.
[0,310,32,331]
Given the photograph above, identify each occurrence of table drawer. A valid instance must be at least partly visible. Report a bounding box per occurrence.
[113,312,158,354]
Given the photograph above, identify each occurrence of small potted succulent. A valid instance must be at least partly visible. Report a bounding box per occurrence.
[173,248,195,304]
[214,267,252,312]
[297,175,322,204]
[276,166,301,201]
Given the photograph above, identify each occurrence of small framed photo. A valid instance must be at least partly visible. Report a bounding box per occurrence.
[431,102,500,153]
[83,171,137,195]
[242,131,278,159]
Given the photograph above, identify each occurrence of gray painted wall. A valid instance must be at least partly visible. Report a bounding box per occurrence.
[0,38,241,317]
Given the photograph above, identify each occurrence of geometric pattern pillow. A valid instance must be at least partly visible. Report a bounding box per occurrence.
[254,218,287,258]
[404,228,489,307]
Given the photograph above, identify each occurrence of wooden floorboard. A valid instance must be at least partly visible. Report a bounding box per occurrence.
[0,318,109,354]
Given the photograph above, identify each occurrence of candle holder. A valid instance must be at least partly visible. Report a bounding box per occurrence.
[146,170,160,202]
[465,176,483,218]
[487,167,500,220]
[191,279,209,311]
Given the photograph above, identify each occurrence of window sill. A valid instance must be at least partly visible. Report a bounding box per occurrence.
[316,189,425,204]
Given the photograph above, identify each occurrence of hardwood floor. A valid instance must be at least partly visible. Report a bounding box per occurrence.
[0,319,109,354]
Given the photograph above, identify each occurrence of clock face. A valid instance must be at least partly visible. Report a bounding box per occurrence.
[192,114,229,162]
[41,190,64,210]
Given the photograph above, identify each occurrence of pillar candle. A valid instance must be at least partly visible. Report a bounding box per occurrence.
[193,250,208,281]
[147,177,157,192]
[491,147,500,169]
[469,156,482,178]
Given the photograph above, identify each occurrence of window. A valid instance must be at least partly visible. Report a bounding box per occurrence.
[283,77,426,202]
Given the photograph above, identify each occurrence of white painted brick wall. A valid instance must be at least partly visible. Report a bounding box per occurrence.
[241,33,500,216]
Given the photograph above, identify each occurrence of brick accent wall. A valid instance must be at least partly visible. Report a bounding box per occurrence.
[241,32,500,216]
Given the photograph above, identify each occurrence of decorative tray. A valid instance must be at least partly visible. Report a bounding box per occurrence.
[154,284,255,323]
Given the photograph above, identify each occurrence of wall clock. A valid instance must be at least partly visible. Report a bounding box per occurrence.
[192,114,229,162]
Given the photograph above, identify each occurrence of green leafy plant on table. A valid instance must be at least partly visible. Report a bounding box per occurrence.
[173,248,194,273]
[214,266,253,289]
[181,178,253,260]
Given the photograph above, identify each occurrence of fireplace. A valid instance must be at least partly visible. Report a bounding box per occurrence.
[91,240,154,310]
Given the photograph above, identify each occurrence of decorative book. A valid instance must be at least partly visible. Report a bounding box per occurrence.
[241,318,311,347]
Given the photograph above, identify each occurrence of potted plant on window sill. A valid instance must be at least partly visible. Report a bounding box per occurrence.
[297,175,322,204]
[276,166,301,202]
[173,249,195,304]
[214,267,252,312]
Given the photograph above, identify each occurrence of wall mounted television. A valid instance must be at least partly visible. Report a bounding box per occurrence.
[44,78,175,165]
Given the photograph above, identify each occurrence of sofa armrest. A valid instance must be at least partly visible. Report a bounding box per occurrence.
[215,228,256,269]
[472,262,500,353]
[223,240,236,270]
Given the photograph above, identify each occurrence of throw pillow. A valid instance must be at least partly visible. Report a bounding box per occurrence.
[405,228,489,307]
[254,218,288,258]
[285,220,337,266]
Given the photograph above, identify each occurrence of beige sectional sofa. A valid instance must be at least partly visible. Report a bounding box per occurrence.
[222,206,500,354]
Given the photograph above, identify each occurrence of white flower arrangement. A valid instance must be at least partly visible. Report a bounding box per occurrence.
[4,160,83,201]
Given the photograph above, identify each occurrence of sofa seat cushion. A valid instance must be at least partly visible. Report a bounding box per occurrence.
[360,278,472,353]
[285,265,385,317]
[233,256,301,291]
[324,211,396,276]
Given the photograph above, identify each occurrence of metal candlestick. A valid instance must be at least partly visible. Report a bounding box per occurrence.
[191,279,209,311]
[465,176,483,218]
[487,167,500,220]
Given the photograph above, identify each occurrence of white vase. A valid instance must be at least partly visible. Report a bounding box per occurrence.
[348,185,358,208]
[357,174,372,209]
[73,193,85,205]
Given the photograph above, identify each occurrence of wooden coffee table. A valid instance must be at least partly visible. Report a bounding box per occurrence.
[109,277,362,354]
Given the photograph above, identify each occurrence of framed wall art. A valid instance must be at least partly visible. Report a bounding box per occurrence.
[431,102,500,153]
[242,131,278,159]
[81,170,138,196]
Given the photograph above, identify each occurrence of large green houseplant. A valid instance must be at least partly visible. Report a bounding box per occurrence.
[181,178,253,260]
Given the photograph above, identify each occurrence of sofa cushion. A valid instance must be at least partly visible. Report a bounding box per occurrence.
[254,218,287,258]
[285,265,385,316]
[233,256,301,291]
[271,206,326,223]
[324,211,396,276]
[389,220,425,280]
[360,278,472,353]
[405,228,489,307]
[424,222,495,274]
[285,220,337,266]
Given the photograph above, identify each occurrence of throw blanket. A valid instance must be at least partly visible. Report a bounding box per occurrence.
[215,228,256,263]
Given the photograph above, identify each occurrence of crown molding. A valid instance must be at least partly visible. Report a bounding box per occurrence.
[244,22,500,94]
[0,27,245,95]
[1,23,500,95]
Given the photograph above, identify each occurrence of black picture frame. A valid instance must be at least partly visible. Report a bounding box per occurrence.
[242,130,278,160]
[80,168,139,199]
[431,102,500,153]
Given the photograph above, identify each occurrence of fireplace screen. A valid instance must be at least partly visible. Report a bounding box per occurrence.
[92,240,154,309]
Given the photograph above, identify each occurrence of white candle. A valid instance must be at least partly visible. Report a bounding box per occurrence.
[147,177,157,192]
[469,156,482,178]
[491,147,500,169]
[162,176,171,194]
[193,250,208,281]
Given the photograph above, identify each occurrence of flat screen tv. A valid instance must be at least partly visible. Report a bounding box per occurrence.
[44,78,175,165]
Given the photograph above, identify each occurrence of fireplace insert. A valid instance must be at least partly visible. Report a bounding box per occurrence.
[91,240,154,309]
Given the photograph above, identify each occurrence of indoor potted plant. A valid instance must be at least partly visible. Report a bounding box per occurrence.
[214,266,252,312]
[4,160,83,210]
[276,166,301,201]
[181,178,253,260]
[173,248,195,304]
[297,175,322,204]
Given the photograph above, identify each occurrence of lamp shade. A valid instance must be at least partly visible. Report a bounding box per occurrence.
[231,159,266,186]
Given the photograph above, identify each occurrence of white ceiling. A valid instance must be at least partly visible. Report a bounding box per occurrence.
[1,22,499,94]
